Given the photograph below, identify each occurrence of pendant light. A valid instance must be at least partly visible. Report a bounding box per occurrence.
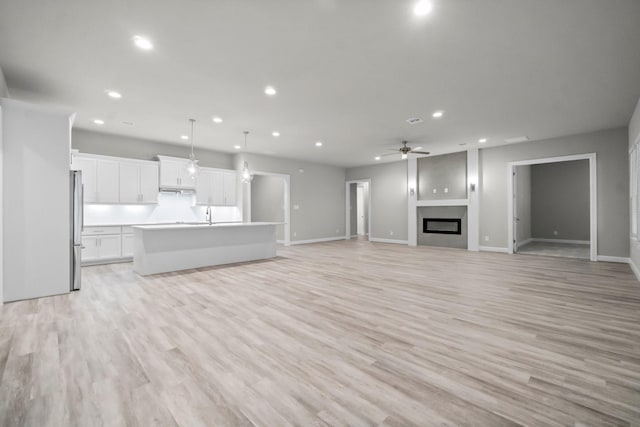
[186,118,199,179]
[241,131,253,183]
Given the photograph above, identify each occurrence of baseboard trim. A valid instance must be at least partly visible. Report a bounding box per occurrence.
[530,238,590,245]
[628,259,640,281]
[370,238,409,245]
[519,238,534,246]
[596,256,631,264]
[479,246,509,253]
[289,237,346,246]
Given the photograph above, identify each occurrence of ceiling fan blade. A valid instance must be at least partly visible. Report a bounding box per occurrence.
[380,152,399,157]
[411,151,431,155]
[388,148,400,151]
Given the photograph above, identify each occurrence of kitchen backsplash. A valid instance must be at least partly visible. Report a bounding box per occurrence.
[84,192,242,225]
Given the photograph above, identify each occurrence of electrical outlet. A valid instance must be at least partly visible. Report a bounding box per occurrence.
[553,230,558,236]
[390,231,394,236]
[336,228,339,234]
[484,235,489,241]
[444,187,449,193]
[293,204,300,210]
[432,188,437,193]
[293,232,297,237]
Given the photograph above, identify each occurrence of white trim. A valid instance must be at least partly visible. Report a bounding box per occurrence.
[507,153,597,262]
[530,238,590,245]
[289,236,346,246]
[518,238,534,246]
[629,258,640,281]
[467,148,480,251]
[248,171,291,246]
[345,179,372,242]
[370,238,409,245]
[596,256,631,264]
[351,234,359,238]
[416,199,468,207]
[479,246,509,253]
[407,159,417,246]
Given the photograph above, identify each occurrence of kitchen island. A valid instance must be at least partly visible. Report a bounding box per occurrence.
[132,222,278,275]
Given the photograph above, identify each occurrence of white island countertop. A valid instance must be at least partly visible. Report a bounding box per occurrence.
[132,221,279,275]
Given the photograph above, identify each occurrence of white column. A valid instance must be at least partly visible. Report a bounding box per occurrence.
[467,148,480,251]
[408,158,417,246]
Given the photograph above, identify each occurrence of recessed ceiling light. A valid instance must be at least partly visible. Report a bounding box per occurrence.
[264,86,277,96]
[93,119,104,125]
[272,131,280,137]
[432,110,444,118]
[414,1,433,16]
[180,135,189,140]
[315,141,323,147]
[234,145,241,150]
[106,90,122,99]
[132,35,153,50]
[212,116,223,123]
[375,156,381,161]
[478,138,488,143]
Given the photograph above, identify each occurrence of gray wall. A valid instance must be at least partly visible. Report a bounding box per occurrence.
[480,127,628,257]
[531,160,590,241]
[251,175,285,241]
[629,98,640,270]
[418,151,467,200]
[346,161,408,241]
[0,67,8,97]
[236,153,345,242]
[73,129,234,169]
[515,165,531,243]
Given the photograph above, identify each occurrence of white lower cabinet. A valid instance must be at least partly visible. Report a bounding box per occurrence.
[122,234,134,257]
[81,226,123,263]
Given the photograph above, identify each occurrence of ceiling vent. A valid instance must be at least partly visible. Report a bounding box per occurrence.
[505,136,529,143]
[406,117,424,125]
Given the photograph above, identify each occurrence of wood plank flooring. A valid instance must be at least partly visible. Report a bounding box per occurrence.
[1,239,639,426]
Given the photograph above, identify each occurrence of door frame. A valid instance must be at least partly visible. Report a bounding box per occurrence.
[507,153,597,261]
[245,171,291,246]
[345,179,372,241]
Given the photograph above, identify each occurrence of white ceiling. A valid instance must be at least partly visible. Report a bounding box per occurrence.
[1,0,640,167]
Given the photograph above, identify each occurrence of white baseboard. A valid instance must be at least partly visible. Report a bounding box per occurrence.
[596,255,631,264]
[518,238,534,246]
[628,259,640,281]
[289,236,346,246]
[370,238,409,245]
[531,238,590,245]
[479,246,509,253]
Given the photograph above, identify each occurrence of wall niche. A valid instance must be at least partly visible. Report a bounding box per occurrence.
[417,151,467,200]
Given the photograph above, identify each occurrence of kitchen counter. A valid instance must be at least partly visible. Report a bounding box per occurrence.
[132,222,279,275]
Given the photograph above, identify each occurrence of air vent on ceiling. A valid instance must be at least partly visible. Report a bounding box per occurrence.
[505,136,529,143]
[406,117,424,125]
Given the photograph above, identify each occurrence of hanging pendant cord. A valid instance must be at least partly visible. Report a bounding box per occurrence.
[190,119,196,158]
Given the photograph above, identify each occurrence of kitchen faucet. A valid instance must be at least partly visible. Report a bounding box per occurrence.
[205,206,213,225]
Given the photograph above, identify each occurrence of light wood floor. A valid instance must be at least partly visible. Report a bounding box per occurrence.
[1,240,639,426]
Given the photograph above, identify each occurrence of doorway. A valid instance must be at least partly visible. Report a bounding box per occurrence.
[345,180,371,240]
[246,172,291,245]
[507,153,597,261]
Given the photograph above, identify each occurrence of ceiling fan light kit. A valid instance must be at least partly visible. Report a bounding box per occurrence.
[382,141,431,160]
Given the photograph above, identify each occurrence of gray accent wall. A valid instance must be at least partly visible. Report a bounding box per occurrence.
[629,98,640,271]
[236,153,345,242]
[417,206,468,249]
[515,165,532,244]
[531,160,590,241]
[251,175,285,241]
[0,67,8,97]
[73,129,234,169]
[480,127,629,257]
[418,151,467,200]
[346,161,408,241]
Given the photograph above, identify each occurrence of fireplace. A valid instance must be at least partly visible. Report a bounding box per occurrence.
[423,218,462,235]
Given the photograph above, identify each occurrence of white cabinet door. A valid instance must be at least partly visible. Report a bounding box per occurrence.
[223,172,237,206]
[119,162,139,203]
[139,164,159,203]
[98,235,122,259]
[81,236,99,261]
[196,170,211,205]
[211,171,224,205]
[179,165,196,188]
[122,234,134,257]
[159,159,181,188]
[96,160,119,203]
[74,158,97,203]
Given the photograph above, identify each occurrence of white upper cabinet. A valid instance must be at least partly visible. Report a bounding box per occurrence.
[157,156,196,190]
[119,160,159,203]
[223,172,237,206]
[73,156,119,203]
[195,168,237,206]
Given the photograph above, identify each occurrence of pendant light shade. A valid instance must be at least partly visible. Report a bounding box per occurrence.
[241,131,253,184]
[186,118,199,179]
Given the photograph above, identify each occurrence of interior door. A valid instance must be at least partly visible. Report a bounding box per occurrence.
[357,185,365,235]
[513,168,518,253]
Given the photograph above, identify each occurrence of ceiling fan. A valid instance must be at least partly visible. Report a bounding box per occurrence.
[383,141,430,159]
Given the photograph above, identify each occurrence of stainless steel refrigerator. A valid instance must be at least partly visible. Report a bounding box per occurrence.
[70,170,83,291]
